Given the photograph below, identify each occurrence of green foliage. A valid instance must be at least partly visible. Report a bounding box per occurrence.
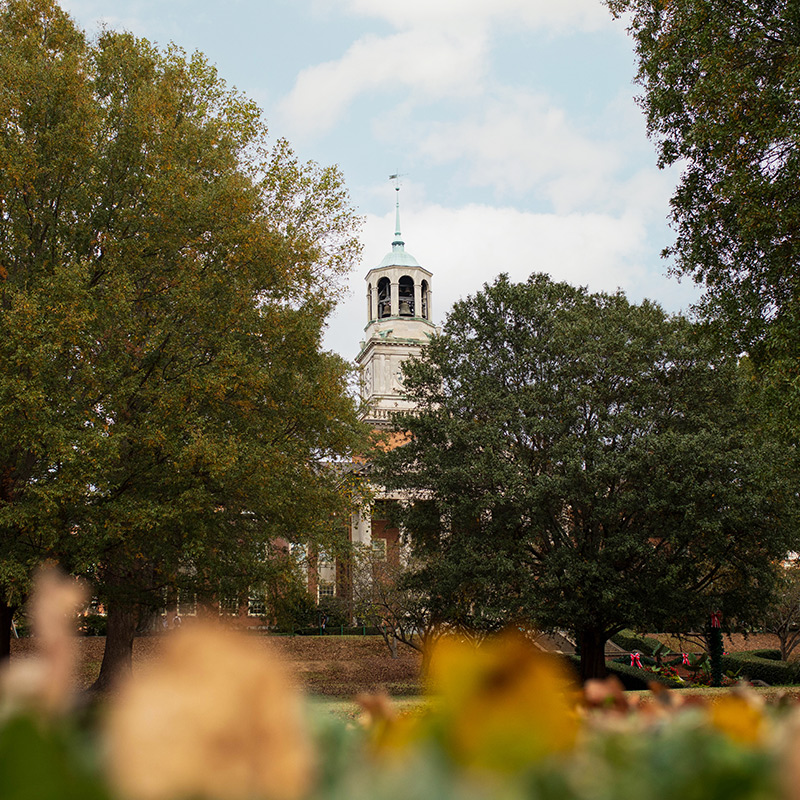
[0,715,109,800]
[611,630,665,657]
[606,0,800,453]
[613,654,656,667]
[760,561,800,660]
[720,651,800,686]
[377,273,793,680]
[610,661,671,690]
[607,0,800,356]
[0,0,369,679]
[749,649,782,661]
[315,596,351,629]
[78,614,107,637]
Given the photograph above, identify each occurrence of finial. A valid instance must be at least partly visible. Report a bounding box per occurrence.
[388,173,405,247]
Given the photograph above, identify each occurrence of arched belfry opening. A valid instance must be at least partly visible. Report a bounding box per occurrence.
[377,277,391,318]
[421,280,429,320]
[398,276,414,316]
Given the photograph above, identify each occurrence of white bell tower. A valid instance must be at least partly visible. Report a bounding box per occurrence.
[356,184,435,428]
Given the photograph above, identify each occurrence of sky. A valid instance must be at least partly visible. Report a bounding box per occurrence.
[60,0,700,361]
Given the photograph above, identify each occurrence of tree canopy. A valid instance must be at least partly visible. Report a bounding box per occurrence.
[606,0,800,399]
[376,274,795,681]
[0,0,368,684]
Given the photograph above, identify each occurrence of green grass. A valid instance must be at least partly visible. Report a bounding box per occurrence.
[310,685,800,721]
[308,697,430,721]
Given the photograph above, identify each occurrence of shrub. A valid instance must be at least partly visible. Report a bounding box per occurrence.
[611,630,665,657]
[749,649,781,661]
[613,654,657,668]
[78,614,107,637]
[566,656,672,689]
[720,651,800,685]
[315,597,350,629]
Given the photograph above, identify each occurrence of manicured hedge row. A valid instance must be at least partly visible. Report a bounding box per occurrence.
[610,630,665,657]
[567,655,672,689]
[720,651,800,685]
[272,625,382,636]
[613,654,657,668]
[748,648,781,661]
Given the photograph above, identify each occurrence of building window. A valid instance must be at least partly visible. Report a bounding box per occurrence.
[377,277,391,318]
[398,275,414,316]
[218,596,239,616]
[177,592,197,616]
[371,538,388,561]
[248,594,266,617]
[318,548,334,569]
[318,582,335,600]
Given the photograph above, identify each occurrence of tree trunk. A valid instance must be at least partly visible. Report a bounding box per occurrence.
[778,627,791,662]
[578,627,607,682]
[91,599,138,692]
[0,600,15,662]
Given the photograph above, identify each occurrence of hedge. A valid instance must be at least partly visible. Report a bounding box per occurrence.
[720,651,800,685]
[612,654,657,668]
[610,630,665,657]
[271,625,382,636]
[748,648,781,661]
[567,655,672,690]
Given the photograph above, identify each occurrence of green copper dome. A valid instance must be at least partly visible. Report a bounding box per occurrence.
[377,241,420,268]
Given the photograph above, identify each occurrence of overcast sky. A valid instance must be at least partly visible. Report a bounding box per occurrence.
[60,0,699,361]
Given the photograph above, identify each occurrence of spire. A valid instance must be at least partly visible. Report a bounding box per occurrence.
[389,173,405,248]
[393,186,403,246]
[376,175,420,268]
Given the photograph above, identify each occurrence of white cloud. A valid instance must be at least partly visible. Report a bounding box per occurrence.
[326,0,611,34]
[59,0,150,37]
[284,0,617,138]
[417,89,621,211]
[278,28,487,137]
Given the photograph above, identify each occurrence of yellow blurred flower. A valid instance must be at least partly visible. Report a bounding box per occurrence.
[423,631,579,772]
[105,622,313,800]
[709,693,766,746]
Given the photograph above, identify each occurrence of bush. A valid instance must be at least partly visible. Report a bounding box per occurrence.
[281,625,381,636]
[613,654,657,668]
[611,630,665,657]
[720,651,800,685]
[749,649,781,661]
[566,655,671,689]
[78,613,107,637]
[315,597,350,629]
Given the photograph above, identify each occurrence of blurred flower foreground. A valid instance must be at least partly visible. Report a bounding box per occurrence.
[3,571,800,800]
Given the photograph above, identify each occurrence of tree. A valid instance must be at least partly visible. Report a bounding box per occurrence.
[606,0,800,436]
[0,0,369,685]
[350,542,443,662]
[761,560,800,661]
[0,0,102,658]
[376,274,794,681]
